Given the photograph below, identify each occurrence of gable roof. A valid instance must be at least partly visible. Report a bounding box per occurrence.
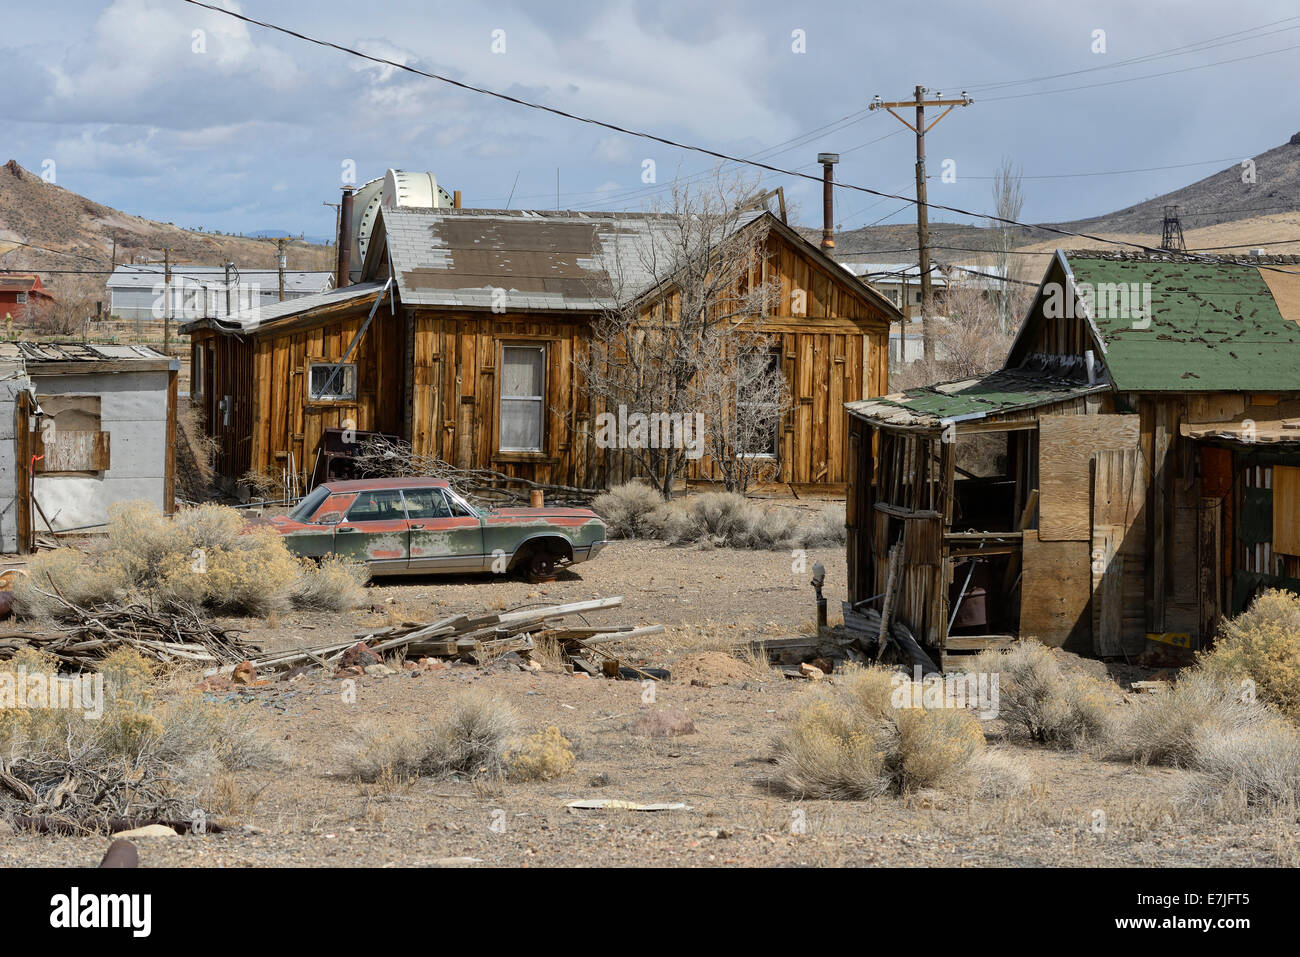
[372,206,898,321]
[376,206,764,312]
[1012,251,1300,393]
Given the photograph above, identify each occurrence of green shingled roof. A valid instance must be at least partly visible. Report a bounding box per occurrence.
[1065,255,1300,392]
[844,370,1105,428]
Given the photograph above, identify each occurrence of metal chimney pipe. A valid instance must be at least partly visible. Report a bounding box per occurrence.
[335,186,354,288]
[818,153,839,255]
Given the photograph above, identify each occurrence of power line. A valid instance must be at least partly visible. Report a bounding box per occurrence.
[981,39,1300,102]
[949,16,1300,95]
[959,155,1244,180]
[180,0,1288,271]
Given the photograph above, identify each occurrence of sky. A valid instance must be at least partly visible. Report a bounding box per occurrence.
[2,0,1298,242]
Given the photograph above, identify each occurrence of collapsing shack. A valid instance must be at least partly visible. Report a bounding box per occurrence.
[844,251,1300,668]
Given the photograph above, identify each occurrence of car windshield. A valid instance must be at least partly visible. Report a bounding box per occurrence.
[445,486,482,518]
[287,486,330,522]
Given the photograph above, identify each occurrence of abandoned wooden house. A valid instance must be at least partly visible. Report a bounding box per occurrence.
[844,250,1300,667]
[182,205,898,494]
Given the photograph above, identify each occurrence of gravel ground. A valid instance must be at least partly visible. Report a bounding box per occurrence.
[3,535,1297,868]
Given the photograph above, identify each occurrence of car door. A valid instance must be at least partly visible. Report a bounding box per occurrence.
[334,488,409,572]
[404,487,485,573]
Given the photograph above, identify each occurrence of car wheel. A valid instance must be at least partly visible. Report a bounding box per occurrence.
[524,551,556,584]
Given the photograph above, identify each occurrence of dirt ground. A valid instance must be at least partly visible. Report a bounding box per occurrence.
[3,536,1297,868]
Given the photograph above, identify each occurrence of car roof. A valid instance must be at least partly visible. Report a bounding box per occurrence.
[317,477,451,492]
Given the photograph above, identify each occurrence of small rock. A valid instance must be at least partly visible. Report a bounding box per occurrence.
[196,676,234,692]
[402,661,419,672]
[587,772,613,788]
[799,662,825,681]
[98,839,138,869]
[363,663,395,677]
[632,708,696,738]
[811,657,835,675]
[113,824,179,839]
[340,642,383,669]
[231,661,257,685]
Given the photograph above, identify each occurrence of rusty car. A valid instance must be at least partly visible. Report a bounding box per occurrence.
[261,478,608,580]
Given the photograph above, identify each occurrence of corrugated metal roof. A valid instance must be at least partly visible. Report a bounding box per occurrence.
[1064,253,1300,392]
[0,341,170,363]
[107,265,335,294]
[178,282,386,334]
[381,207,764,311]
[845,369,1105,429]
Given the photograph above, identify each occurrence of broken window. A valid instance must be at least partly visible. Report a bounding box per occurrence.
[308,362,357,402]
[500,344,545,453]
[34,394,110,473]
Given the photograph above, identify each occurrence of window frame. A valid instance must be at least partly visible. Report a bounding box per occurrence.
[306,360,358,404]
[343,488,407,524]
[497,342,547,455]
[736,349,782,460]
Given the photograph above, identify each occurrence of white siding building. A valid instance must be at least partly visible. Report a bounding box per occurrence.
[107,265,334,322]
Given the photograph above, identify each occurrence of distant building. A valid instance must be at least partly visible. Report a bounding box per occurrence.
[106,265,334,321]
[0,274,55,321]
[839,261,1007,320]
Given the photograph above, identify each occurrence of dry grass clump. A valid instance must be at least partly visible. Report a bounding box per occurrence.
[0,647,277,829]
[290,555,370,612]
[593,483,844,550]
[972,641,1115,749]
[1197,588,1300,722]
[505,726,576,782]
[771,665,989,799]
[344,692,518,783]
[592,482,663,538]
[1118,671,1300,807]
[12,501,344,620]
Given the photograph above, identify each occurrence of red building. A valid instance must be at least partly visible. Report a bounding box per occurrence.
[0,274,55,321]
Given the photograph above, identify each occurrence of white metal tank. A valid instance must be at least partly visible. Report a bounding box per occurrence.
[349,169,454,281]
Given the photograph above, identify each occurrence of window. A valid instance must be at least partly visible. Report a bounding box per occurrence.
[345,489,406,522]
[15,292,28,304]
[403,488,452,520]
[308,362,357,402]
[500,344,545,453]
[35,394,110,473]
[288,486,330,522]
[192,347,205,396]
[442,488,479,518]
[737,351,781,458]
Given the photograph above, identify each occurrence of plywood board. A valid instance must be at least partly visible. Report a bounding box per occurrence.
[1020,531,1091,648]
[1039,413,1140,541]
[1274,465,1300,556]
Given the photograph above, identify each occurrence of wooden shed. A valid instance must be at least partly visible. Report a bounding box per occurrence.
[844,250,1300,667]
[183,207,897,494]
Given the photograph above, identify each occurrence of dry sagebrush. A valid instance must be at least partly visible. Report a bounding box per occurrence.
[13,501,367,620]
[593,483,845,550]
[971,641,1115,749]
[0,648,277,830]
[344,692,519,783]
[1197,588,1300,722]
[771,665,1015,799]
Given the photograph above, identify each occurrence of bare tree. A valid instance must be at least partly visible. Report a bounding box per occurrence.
[892,272,1024,390]
[576,172,786,499]
[990,156,1025,333]
[26,274,103,337]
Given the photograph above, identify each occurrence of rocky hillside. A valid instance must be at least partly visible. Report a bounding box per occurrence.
[0,160,334,286]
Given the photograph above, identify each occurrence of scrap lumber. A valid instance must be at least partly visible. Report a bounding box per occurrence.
[242,596,656,680]
[0,588,257,670]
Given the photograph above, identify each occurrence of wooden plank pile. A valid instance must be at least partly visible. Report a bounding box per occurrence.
[229,596,664,680]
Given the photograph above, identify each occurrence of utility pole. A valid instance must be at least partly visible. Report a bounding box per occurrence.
[272,237,291,301]
[163,248,171,354]
[870,88,973,363]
